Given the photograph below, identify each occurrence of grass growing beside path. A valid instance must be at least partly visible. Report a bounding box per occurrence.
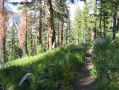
[92,38,119,90]
[0,44,88,90]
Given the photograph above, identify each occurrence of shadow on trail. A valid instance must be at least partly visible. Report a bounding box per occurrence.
[73,51,97,90]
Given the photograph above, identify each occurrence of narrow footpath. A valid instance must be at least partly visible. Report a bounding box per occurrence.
[73,50,96,90]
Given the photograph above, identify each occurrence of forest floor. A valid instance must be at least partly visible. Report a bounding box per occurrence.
[73,50,97,90]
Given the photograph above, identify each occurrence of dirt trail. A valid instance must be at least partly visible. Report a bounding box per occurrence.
[73,50,96,90]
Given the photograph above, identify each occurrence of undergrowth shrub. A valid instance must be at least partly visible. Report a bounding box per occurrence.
[0,44,87,90]
[92,37,119,90]
[36,44,46,54]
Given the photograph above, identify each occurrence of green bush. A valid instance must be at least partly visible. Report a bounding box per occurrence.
[36,44,45,54]
[92,37,119,90]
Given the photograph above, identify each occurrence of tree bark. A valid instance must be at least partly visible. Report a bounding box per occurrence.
[91,0,97,42]
[112,5,117,40]
[61,20,64,45]
[57,21,60,46]
[25,8,28,55]
[99,0,102,33]
[38,0,42,44]
[0,0,7,64]
[18,12,28,57]
[91,27,96,41]
[46,0,55,50]
[103,15,106,37]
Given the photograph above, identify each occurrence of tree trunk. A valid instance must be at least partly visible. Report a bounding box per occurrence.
[68,21,71,44]
[57,21,60,46]
[113,5,117,40]
[0,0,7,64]
[99,0,102,33]
[61,20,64,45]
[3,33,6,62]
[91,27,96,41]
[92,0,97,42]
[66,19,70,44]
[25,8,28,55]
[116,11,119,32]
[38,0,42,44]
[18,12,28,57]
[46,0,55,50]
[103,15,106,37]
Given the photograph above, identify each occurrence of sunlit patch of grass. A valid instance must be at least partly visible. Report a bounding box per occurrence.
[0,44,87,90]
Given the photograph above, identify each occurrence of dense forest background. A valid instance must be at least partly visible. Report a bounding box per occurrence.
[0,0,71,63]
[0,0,119,90]
[0,0,119,65]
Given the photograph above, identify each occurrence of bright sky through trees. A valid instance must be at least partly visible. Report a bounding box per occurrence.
[8,0,84,22]
[1,0,119,90]
[68,1,84,22]
[8,0,32,2]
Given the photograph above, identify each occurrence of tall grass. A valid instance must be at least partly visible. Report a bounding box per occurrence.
[0,44,87,90]
[92,37,119,90]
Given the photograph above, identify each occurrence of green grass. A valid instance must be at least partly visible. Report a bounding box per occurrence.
[0,44,87,90]
[92,38,119,90]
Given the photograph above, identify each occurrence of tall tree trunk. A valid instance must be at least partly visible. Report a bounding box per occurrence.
[46,0,55,50]
[57,21,60,46]
[38,0,42,44]
[103,15,106,37]
[66,19,70,44]
[25,8,28,55]
[61,20,64,45]
[3,31,6,62]
[66,28,68,44]
[116,11,119,32]
[112,5,117,40]
[91,27,96,41]
[68,21,71,43]
[2,11,7,62]
[18,12,27,57]
[93,0,97,14]
[99,0,102,33]
[0,0,7,64]
[91,0,97,42]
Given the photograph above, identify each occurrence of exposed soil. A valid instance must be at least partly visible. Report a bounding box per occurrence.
[73,51,97,90]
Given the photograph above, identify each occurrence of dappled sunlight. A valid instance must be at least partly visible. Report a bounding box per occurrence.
[1,0,119,90]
